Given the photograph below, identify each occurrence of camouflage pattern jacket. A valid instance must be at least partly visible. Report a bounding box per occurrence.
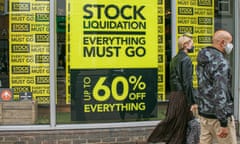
[196,46,233,127]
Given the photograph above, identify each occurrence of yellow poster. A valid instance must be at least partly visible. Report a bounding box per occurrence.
[9,0,50,104]
[176,0,214,87]
[66,0,70,104]
[66,0,166,104]
[157,0,166,101]
[70,0,158,69]
[69,0,159,121]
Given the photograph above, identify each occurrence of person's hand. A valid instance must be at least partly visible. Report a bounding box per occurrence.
[190,104,198,111]
[217,127,229,138]
[190,104,198,117]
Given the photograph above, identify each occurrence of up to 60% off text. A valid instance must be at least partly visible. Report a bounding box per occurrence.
[83,75,146,102]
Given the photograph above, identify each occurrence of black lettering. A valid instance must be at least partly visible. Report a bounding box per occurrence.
[134,5,145,20]
[105,4,119,19]
[83,4,94,19]
[36,76,49,84]
[95,4,105,19]
[121,5,132,19]
[83,46,121,57]
[83,4,145,20]
[12,66,30,74]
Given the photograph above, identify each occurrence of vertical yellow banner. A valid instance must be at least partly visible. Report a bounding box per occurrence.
[157,0,166,101]
[176,0,214,87]
[9,0,50,104]
[66,0,71,104]
[66,0,166,103]
[69,0,159,121]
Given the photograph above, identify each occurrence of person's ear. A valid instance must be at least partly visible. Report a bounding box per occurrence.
[220,40,225,47]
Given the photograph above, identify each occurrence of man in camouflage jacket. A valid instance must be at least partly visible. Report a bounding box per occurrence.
[196,30,237,144]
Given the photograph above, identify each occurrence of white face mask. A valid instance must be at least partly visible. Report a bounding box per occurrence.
[224,43,233,54]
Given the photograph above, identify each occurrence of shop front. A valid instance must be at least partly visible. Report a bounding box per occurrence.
[0,0,239,143]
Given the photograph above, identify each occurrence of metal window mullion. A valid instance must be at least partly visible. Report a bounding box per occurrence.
[171,0,177,57]
[49,0,56,127]
[234,0,240,121]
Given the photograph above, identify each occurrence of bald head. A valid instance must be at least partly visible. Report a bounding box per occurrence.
[212,30,232,53]
[213,30,232,42]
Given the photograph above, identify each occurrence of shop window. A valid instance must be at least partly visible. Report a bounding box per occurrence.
[0,0,236,126]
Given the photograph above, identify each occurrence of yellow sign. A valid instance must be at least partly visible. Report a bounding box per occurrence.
[176,0,214,88]
[70,0,158,69]
[9,0,50,104]
[69,0,159,121]
[157,0,166,101]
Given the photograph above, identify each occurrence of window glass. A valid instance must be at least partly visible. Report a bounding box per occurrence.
[0,0,50,125]
[0,0,236,125]
[55,0,236,124]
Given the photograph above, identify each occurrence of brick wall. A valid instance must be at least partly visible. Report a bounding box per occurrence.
[0,121,239,144]
[0,126,154,144]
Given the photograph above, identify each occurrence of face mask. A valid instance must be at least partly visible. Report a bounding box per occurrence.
[224,43,233,54]
[187,46,194,53]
